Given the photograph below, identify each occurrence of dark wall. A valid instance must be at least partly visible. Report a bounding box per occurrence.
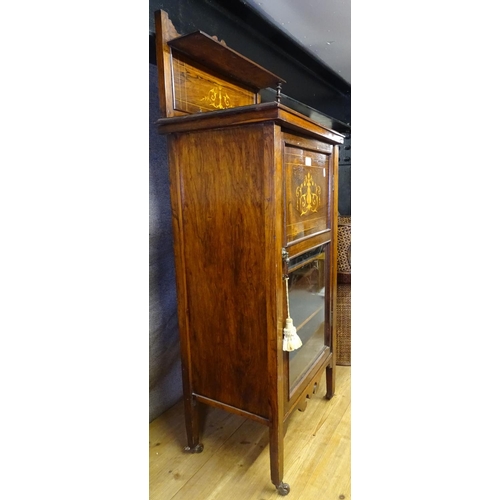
[338,134,351,216]
[149,64,183,421]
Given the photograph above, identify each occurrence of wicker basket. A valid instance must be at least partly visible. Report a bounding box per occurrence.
[336,283,351,366]
[336,215,351,366]
[337,215,351,281]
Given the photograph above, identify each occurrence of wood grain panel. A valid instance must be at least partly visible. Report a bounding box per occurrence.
[171,124,274,419]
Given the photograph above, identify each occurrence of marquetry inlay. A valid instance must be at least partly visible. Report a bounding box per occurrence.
[296,172,321,216]
[201,85,231,109]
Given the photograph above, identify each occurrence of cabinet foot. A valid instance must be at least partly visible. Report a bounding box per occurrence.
[326,363,335,399]
[276,482,290,496]
[184,444,204,453]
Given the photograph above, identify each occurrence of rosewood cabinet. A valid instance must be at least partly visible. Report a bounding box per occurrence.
[154,10,344,495]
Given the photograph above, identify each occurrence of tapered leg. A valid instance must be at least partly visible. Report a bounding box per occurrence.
[183,396,203,453]
[326,362,335,400]
[269,420,289,495]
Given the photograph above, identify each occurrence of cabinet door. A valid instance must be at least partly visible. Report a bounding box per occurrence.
[281,133,335,401]
[283,140,332,244]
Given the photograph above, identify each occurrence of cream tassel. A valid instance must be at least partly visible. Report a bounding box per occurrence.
[282,276,302,351]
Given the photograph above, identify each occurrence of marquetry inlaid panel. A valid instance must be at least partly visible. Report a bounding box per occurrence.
[284,143,332,243]
[171,52,256,114]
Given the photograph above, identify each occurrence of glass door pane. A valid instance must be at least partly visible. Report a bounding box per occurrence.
[287,244,328,388]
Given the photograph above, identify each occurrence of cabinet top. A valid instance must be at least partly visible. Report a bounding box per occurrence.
[157,101,345,145]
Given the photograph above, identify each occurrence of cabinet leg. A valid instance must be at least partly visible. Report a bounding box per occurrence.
[269,421,289,493]
[326,362,335,400]
[183,396,204,453]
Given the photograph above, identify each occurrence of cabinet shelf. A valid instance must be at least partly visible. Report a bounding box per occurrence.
[168,30,286,90]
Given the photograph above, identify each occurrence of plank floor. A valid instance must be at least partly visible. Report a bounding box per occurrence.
[150,366,351,500]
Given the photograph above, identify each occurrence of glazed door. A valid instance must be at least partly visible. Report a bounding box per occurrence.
[282,132,334,401]
[285,244,332,394]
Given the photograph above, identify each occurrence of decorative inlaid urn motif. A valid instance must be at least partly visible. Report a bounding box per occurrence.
[201,85,231,109]
[296,172,321,216]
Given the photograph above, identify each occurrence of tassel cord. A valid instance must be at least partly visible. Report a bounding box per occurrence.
[285,276,291,318]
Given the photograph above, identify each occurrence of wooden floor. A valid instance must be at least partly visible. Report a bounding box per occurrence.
[149,366,351,499]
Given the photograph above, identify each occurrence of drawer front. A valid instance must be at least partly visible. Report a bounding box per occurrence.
[283,136,333,244]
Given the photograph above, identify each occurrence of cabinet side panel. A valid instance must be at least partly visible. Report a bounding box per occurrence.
[174,124,271,418]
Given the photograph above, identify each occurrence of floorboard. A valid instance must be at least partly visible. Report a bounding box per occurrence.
[150,366,351,499]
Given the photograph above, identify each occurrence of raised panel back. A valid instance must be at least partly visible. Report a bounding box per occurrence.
[154,9,285,118]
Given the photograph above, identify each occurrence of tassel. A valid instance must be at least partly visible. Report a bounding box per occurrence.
[283,317,302,351]
[282,276,302,352]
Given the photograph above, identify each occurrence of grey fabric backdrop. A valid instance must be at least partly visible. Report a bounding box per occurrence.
[149,63,183,422]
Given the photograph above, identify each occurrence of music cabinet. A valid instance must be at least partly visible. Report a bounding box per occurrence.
[154,10,344,495]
